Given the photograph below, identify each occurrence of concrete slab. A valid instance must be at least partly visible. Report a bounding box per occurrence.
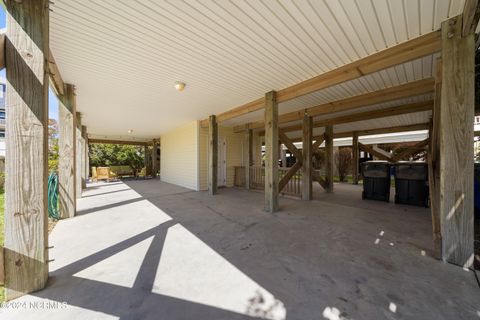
[0,180,479,320]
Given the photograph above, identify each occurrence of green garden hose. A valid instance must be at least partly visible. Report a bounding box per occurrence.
[47,172,60,220]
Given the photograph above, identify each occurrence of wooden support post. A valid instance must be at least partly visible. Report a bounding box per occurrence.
[208,115,218,195]
[58,84,76,219]
[4,0,50,300]
[264,91,279,212]
[324,125,334,193]
[352,132,359,185]
[85,135,89,183]
[81,126,87,189]
[144,145,151,176]
[151,139,157,178]
[244,129,252,189]
[75,112,82,198]
[302,114,312,200]
[429,58,442,257]
[281,149,287,168]
[439,15,474,267]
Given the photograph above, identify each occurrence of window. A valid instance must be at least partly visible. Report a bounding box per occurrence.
[0,130,5,138]
[0,111,5,119]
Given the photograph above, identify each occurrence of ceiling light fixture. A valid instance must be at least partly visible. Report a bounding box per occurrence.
[127,129,134,134]
[174,81,186,91]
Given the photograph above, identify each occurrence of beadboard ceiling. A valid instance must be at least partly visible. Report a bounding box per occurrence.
[50,0,465,139]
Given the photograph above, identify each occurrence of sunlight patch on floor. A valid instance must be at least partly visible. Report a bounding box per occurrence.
[74,236,154,288]
[153,224,287,320]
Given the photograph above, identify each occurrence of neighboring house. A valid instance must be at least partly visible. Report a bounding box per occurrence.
[0,77,5,173]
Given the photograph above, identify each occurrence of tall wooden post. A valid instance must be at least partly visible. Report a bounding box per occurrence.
[439,15,474,267]
[58,84,76,219]
[264,91,278,212]
[75,112,82,198]
[429,58,442,258]
[281,149,287,168]
[144,145,151,176]
[208,115,218,195]
[151,139,157,178]
[302,114,312,200]
[4,0,50,300]
[352,132,359,185]
[325,125,334,193]
[81,126,87,189]
[85,135,89,183]
[244,129,252,189]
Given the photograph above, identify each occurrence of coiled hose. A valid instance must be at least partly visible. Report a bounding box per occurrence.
[47,172,60,220]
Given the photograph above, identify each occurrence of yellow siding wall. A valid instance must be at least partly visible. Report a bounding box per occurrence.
[198,125,244,190]
[160,121,199,190]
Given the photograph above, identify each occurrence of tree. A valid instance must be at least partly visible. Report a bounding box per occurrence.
[335,147,352,182]
[89,144,145,172]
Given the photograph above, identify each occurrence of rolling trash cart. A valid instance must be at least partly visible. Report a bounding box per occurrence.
[361,161,391,202]
[393,162,429,207]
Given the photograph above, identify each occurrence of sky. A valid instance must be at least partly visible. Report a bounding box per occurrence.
[0,6,59,120]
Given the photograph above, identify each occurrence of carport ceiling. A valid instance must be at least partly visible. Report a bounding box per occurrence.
[50,0,465,139]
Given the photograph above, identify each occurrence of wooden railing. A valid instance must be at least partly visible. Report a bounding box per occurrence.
[234,166,302,197]
[234,166,245,187]
[279,167,301,197]
[250,166,265,190]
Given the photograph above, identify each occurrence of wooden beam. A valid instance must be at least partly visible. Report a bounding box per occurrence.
[428,58,442,256]
[48,49,65,96]
[255,78,434,131]
[439,15,474,267]
[202,32,440,127]
[144,145,152,176]
[0,30,5,70]
[279,161,302,192]
[278,131,302,160]
[301,115,312,200]
[244,129,252,189]
[462,0,480,37]
[314,175,328,190]
[0,247,4,286]
[391,139,428,162]
[208,115,218,195]
[85,133,89,184]
[290,123,430,144]
[352,132,359,185]
[81,126,87,189]
[151,139,158,178]
[324,125,334,193]
[312,135,325,151]
[75,112,82,199]
[89,139,149,146]
[58,84,76,219]
[264,91,278,212]
[355,123,430,137]
[358,143,392,161]
[4,0,49,300]
[260,100,433,135]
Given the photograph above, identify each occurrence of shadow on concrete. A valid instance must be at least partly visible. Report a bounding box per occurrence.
[12,179,479,320]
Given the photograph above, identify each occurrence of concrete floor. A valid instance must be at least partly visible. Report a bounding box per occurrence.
[1,180,479,320]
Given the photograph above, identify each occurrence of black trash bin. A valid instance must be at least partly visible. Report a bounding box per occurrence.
[393,162,429,207]
[361,161,391,202]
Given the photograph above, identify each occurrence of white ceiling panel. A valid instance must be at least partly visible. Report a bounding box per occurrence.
[49,0,463,138]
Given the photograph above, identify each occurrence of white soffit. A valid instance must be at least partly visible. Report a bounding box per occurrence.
[50,0,464,138]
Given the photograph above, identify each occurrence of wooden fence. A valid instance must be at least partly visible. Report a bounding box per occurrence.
[234,166,302,198]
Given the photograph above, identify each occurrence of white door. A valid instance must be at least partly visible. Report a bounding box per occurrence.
[218,137,227,187]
